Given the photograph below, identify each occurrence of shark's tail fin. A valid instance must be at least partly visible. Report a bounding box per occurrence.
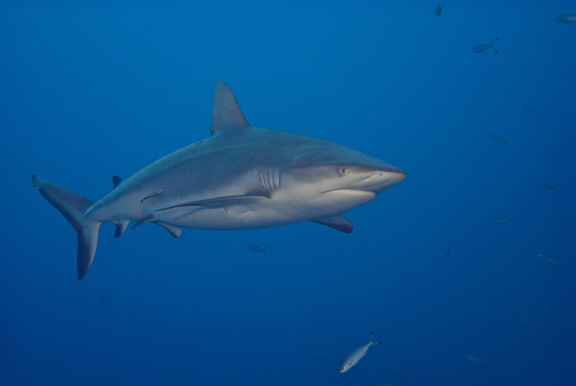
[32,175,101,280]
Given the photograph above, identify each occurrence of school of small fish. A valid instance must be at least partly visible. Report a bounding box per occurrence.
[248,3,574,382]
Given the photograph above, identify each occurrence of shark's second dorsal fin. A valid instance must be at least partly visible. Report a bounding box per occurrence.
[112,175,123,188]
[209,81,249,136]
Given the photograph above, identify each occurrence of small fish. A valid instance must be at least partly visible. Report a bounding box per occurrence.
[521,102,539,120]
[340,332,382,373]
[464,354,484,362]
[556,14,576,23]
[472,37,499,54]
[435,3,442,16]
[490,217,511,223]
[490,134,512,151]
[246,244,268,255]
[312,345,329,365]
[535,184,565,198]
[441,244,452,257]
[537,253,563,266]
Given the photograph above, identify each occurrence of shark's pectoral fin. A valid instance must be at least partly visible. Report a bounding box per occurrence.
[156,193,270,212]
[129,213,155,231]
[312,214,354,233]
[155,222,183,238]
[114,221,130,238]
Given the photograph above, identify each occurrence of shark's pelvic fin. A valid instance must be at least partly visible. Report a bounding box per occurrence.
[155,222,183,238]
[311,213,354,233]
[209,81,249,135]
[155,193,270,212]
[112,175,123,188]
[31,175,101,280]
[129,213,155,231]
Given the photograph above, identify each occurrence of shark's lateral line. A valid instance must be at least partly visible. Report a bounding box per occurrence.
[32,81,406,279]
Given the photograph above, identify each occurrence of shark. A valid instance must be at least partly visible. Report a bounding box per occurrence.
[32,81,406,279]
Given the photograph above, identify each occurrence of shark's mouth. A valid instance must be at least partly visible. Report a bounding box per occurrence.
[322,188,377,196]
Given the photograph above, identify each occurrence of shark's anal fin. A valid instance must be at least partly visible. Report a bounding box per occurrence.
[155,193,270,212]
[141,189,164,203]
[155,223,183,238]
[129,213,155,231]
[209,81,249,135]
[312,213,354,233]
[112,176,123,188]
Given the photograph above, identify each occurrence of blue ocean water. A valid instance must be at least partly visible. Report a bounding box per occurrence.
[1,1,575,385]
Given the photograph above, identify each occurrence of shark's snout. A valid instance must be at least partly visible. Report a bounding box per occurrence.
[361,167,406,193]
[378,167,406,188]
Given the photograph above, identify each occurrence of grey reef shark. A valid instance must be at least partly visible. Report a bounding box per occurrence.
[32,81,406,279]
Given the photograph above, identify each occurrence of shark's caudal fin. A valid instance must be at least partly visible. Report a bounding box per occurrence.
[32,175,101,280]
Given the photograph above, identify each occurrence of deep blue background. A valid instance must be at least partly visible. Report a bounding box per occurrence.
[1,1,575,385]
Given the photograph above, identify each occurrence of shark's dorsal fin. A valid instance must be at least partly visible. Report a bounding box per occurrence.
[112,175,123,188]
[312,214,354,233]
[210,81,249,136]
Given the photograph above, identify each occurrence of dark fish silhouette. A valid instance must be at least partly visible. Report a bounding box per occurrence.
[472,38,499,54]
[556,14,576,23]
[246,244,268,255]
[435,3,442,16]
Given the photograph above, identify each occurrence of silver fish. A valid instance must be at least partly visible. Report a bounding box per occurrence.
[535,184,565,198]
[340,332,382,373]
[537,253,563,266]
[557,14,576,23]
[490,217,511,223]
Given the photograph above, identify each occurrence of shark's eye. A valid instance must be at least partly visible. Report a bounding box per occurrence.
[339,167,349,176]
